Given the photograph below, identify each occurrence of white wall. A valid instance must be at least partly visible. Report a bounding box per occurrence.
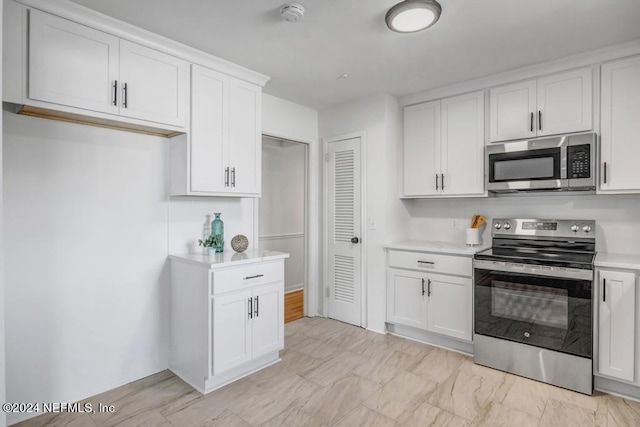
[260,138,305,292]
[262,94,320,314]
[319,93,410,333]
[1,94,308,425]
[407,194,640,255]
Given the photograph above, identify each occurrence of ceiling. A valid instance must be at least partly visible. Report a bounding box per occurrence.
[70,0,640,110]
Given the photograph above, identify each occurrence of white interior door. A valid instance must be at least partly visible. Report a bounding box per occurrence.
[326,137,362,326]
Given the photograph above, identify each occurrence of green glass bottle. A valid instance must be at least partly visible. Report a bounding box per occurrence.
[211,213,224,253]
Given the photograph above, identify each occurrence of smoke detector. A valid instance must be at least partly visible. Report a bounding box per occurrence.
[280,3,305,22]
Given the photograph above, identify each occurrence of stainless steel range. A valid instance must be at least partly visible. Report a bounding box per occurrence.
[473,218,595,395]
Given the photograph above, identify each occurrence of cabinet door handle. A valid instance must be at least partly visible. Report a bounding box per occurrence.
[244,274,264,280]
[530,112,534,132]
[435,174,439,190]
[231,167,236,187]
[421,278,425,296]
[428,279,432,296]
[112,80,118,106]
[417,260,435,265]
[248,297,253,319]
[603,278,606,302]
[603,162,608,184]
[538,111,542,131]
[225,167,230,187]
[255,295,259,317]
[441,174,445,191]
[122,82,128,108]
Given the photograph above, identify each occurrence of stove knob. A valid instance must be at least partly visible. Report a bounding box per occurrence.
[503,222,511,230]
[494,223,502,230]
[582,225,592,233]
[571,224,580,232]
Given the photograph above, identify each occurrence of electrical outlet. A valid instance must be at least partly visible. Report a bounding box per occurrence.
[368,217,376,230]
[451,219,458,229]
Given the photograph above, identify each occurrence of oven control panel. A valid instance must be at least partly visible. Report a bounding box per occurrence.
[491,218,596,239]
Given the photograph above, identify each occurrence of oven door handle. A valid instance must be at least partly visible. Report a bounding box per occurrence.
[474,259,593,281]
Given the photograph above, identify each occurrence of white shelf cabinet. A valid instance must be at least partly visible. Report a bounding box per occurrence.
[170,253,285,394]
[402,91,485,198]
[597,268,637,382]
[170,64,261,197]
[386,249,473,342]
[599,56,640,193]
[489,68,592,142]
[26,9,188,133]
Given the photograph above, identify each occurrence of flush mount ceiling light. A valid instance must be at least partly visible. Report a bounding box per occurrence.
[385,0,442,33]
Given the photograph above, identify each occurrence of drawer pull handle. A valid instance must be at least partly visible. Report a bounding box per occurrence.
[244,274,264,280]
[417,261,435,265]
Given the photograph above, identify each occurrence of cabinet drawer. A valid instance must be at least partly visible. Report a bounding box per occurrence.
[388,250,471,277]
[212,260,283,295]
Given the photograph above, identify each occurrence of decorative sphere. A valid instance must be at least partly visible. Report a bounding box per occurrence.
[231,234,249,253]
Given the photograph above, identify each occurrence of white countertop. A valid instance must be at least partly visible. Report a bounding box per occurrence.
[384,240,491,256]
[169,249,289,268]
[595,253,640,270]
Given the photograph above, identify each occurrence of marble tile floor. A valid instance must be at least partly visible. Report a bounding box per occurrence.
[15,316,640,427]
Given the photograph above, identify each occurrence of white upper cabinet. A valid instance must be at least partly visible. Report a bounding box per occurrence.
[23,8,188,135]
[171,64,261,197]
[600,56,640,193]
[28,9,120,115]
[489,80,537,142]
[403,100,440,197]
[402,91,485,198]
[597,269,636,382]
[119,40,187,127]
[489,68,592,142]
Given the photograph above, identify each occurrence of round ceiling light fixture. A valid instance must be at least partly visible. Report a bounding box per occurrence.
[385,0,442,33]
[280,3,305,22]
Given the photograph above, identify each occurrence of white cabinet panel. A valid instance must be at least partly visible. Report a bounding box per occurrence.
[212,290,253,374]
[489,80,537,142]
[427,274,472,341]
[537,68,592,136]
[403,101,440,197]
[252,283,284,358]
[119,40,188,127]
[228,79,261,194]
[190,66,228,193]
[441,91,485,195]
[489,68,592,142]
[598,269,636,382]
[387,268,428,329]
[600,56,640,193]
[28,9,119,115]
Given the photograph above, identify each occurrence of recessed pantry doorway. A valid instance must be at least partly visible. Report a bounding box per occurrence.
[258,136,307,323]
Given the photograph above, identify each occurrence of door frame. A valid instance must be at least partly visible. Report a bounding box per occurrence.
[322,131,367,328]
[255,133,314,317]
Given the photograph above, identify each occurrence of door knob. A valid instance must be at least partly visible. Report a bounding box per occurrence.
[351,237,360,244]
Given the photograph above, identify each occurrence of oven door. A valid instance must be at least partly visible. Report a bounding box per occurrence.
[474,261,592,358]
[487,140,567,191]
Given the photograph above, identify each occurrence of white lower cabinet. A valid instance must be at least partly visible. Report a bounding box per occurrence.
[170,254,285,393]
[597,268,637,382]
[386,249,473,342]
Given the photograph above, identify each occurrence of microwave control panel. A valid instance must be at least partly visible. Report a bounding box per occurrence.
[568,144,591,179]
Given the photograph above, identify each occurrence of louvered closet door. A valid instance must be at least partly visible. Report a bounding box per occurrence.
[326,137,362,326]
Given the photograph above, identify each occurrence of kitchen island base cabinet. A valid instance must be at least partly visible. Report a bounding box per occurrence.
[169,253,286,394]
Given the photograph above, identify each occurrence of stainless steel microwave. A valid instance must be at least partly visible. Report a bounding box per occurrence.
[486,133,596,193]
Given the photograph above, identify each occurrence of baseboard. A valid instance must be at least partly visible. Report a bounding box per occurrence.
[285,289,304,323]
